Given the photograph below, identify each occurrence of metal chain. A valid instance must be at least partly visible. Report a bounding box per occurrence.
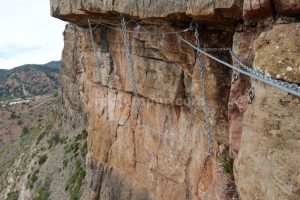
[72,24,78,62]
[231,70,239,83]
[96,20,193,35]
[120,16,141,112]
[248,87,255,104]
[229,50,300,94]
[79,53,84,73]
[73,20,193,35]
[203,47,230,52]
[196,46,300,96]
[84,18,299,96]
[133,24,141,38]
[73,24,84,73]
[194,23,213,155]
[88,18,103,69]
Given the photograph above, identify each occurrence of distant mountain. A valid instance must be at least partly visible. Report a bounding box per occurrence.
[0,61,60,98]
[42,61,61,69]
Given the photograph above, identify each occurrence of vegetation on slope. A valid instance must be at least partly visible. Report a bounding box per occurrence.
[64,130,88,200]
[0,61,60,81]
[0,108,88,200]
[0,61,60,99]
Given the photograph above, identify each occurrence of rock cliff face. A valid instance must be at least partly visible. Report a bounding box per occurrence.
[51,0,300,199]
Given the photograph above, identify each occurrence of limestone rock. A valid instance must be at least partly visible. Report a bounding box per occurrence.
[50,0,243,25]
[232,23,300,199]
[235,81,300,199]
[254,23,300,83]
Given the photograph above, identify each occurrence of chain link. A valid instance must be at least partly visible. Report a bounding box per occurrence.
[79,53,84,73]
[86,17,299,96]
[133,24,141,38]
[73,24,85,73]
[229,50,300,94]
[72,24,78,63]
[120,16,141,112]
[88,18,103,69]
[248,87,255,104]
[201,46,300,96]
[203,47,230,52]
[231,70,239,83]
[194,23,213,155]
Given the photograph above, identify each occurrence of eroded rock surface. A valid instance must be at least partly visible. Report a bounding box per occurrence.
[61,22,233,199]
[51,0,243,27]
[230,21,300,200]
[235,81,300,199]
[254,23,300,83]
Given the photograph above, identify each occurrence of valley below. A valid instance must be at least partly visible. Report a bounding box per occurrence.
[0,62,88,200]
[0,95,56,145]
[0,90,88,200]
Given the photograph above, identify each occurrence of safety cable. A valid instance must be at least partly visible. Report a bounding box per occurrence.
[178,35,300,97]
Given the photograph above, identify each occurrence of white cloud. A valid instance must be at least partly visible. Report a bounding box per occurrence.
[0,0,66,69]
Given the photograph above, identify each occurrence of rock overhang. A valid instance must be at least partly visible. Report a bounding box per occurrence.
[50,0,243,31]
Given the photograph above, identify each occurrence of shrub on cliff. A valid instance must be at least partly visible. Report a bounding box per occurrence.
[27,170,39,189]
[38,155,48,166]
[10,112,17,119]
[21,127,30,137]
[65,160,86,200]
[33,177,52,200]
[6,190,19,200]
[217,154,234,178]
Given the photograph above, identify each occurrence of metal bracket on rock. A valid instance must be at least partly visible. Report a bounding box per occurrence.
[248,87,255,104]
[231,70,239,83]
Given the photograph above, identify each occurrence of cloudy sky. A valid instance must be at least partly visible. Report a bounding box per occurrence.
[0,0,66,69]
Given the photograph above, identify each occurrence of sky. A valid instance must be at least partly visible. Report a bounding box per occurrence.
[0,0,66,69]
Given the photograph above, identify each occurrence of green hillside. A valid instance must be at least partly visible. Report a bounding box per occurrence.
[0,61,60,99]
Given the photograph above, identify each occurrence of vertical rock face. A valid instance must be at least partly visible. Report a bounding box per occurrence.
[59,26,87,134]
[63,23,233,200]
[231,22,300,200]
[51,0,300,199]
[235,84,300,200]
